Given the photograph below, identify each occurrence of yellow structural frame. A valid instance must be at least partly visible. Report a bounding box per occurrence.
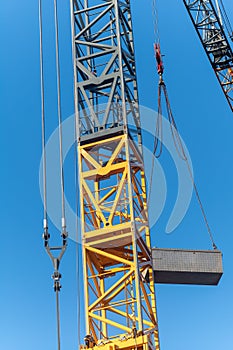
[78,133,160,350]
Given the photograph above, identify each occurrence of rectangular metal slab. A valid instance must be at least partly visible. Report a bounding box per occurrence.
[152,248,223,285]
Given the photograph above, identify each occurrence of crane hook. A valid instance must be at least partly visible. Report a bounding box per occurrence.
[154,43,164,83]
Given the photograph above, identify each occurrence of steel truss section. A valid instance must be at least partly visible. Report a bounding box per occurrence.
[71,0,160,349]
[183,0,233,111]
[73,0,142,145]
[78,134,159,350]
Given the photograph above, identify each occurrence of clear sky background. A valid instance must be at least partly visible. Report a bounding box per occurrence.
[1,0,233,349]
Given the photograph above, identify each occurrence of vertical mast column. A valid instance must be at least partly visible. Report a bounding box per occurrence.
[71,0,160,349]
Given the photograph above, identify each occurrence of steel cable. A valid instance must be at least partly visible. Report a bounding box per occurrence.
[152,0,160,44]
[39,0,48,230]
[54,0,66,232]
[148,83,163,205]
[75,138,81,348]
[69,1,81,346]
[56,288,61,350]
[51,1,67,349]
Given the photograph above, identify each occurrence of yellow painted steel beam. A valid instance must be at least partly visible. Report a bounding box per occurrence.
[81,148,101,170]
[83,222,132,239]
[108,171,127,224]
[83,162,127,180]
[86,246,135,267]
[107,307,154,328]
[89,269,133,311]
[89,312,132,333]
[85,232,133,249]
[87,255,102,296]
[82,179,107,225]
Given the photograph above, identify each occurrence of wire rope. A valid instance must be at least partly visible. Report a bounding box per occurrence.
[148,0,163,204]
[56,288,61,350]
[152,0,160,44]
[69,1,81,346]
[39,0,48,231]
[53,0,66,231]
[148,83,163,204]
[75,137,82,348]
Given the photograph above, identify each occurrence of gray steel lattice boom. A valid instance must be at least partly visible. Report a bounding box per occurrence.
[72,0,142,145]
[183,0,233,111]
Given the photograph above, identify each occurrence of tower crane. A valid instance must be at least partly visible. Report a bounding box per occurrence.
[39,0,230,349]
[69,0,225,346]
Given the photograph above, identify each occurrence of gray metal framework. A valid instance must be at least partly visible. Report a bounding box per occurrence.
[183,0,233,111]
[72,0,142,146]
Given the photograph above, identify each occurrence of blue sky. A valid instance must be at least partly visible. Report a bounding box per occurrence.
[1,0,233,349]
